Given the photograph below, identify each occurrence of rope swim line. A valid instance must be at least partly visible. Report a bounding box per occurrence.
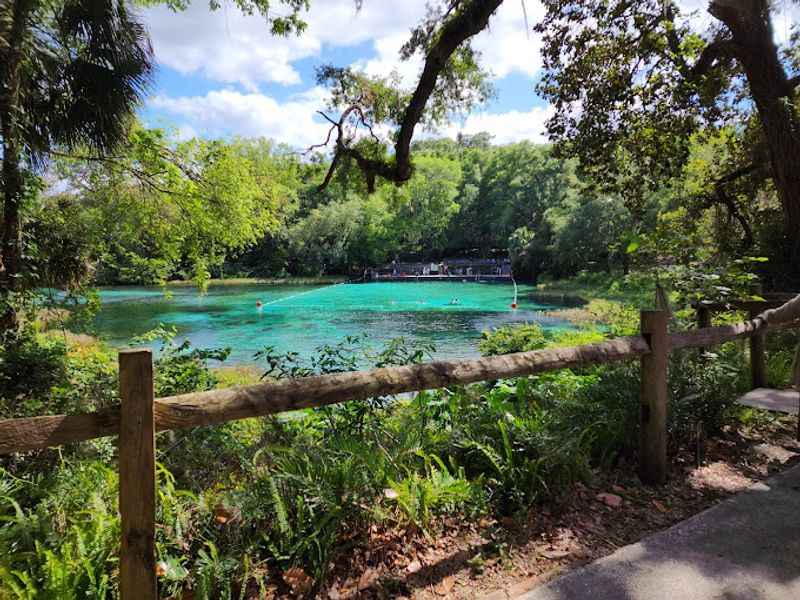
[258,281,346,308]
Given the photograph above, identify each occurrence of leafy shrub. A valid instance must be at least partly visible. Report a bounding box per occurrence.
[0,461,120,599]
[668,344,747,441]
[527,365,640,466]
[480,322,607,357]
[547,328,606,347]
[479,323,548,355]
[131,325,230,397]
[386,454,479,530]
[765,329,800,388]
[584,299,640,336]
[0,329,69,417]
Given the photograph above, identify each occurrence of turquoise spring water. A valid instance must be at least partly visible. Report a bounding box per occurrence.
[92,281,570,364]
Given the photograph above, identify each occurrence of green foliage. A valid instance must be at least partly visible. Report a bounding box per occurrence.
[479,323,606,356]
[3,0,153,161]
[535,1,800,284]
[584,299,641,337]
[38,128,780,290]
[668,344,749,441]
[479,323,548,355]
[386,455,478,531]
[378,155,462,255]
[0,313,784,596]
[0,461,120,599]
[765,330,800,388]
[0,328,117,421]
[132,325,230,397]
[0,331,68,416]
[52,132,294,289]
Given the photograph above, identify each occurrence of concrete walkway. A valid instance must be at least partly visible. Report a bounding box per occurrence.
[738,388,799,415]
[515,464,800,600]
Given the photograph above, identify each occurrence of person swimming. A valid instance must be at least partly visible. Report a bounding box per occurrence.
[449,298,460,305]
[256,300,263,308]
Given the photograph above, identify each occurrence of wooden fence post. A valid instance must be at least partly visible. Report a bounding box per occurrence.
[639,310,669,485]
[748,307,767,389]
[696,305,711,330]
[119,350,157,600]
[696,305,711,358]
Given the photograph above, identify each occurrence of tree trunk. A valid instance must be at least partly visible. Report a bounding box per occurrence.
[710,0,800,266]
[1,138,24,292]
[0,0,32,334]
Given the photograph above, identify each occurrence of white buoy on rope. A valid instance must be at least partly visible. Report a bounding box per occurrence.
[511,277,518,309]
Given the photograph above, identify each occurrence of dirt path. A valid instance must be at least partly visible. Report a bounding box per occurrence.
[516,461,800,600]
[320,417,800,599]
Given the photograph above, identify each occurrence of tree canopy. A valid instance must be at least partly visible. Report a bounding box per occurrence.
[0,0,154,329]
[535,0,800,277]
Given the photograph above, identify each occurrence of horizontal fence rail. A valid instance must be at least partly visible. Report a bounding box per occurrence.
[1,317,798,455]
[2,300,799,600]
[0,335,649,454]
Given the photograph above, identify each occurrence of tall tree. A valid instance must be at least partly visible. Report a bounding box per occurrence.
[0,0,153,330]
[535,0,800,273]
[312,0,503,192]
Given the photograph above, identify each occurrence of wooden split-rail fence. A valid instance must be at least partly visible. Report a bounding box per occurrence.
[1,306,799,599]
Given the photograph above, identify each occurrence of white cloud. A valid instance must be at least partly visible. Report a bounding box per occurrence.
[355,1,543,87]
[439,105,554,145]
[149,87,331,148]
[143,1,554,144]
[149,85,554,147]
[143,0,426,90]
[473,0,544,79]
[143,1,547,91]
[357,32,423,88]
[143,3,319,89]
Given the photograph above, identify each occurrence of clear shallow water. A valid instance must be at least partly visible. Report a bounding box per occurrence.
[92,281,570,364]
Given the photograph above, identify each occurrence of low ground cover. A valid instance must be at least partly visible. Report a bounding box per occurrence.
[1,290,798,599]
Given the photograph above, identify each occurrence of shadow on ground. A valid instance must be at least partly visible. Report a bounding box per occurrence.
[515,463,800,600]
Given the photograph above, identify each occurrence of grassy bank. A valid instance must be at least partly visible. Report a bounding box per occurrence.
[3,276,798,598]
[533,271,657,306]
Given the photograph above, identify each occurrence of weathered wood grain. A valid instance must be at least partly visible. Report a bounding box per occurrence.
[0,410,120,454]
[669,318,800,350]
[118,350,157,600]
[0,335,650,453]
[749,307,767,389]
[153,335,651,430]
[639,311,669,485]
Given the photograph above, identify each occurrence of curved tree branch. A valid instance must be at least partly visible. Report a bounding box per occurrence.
[700,161,768,249]
[392,0,503,181]
[314,0,504,192]
[688,38,738,81]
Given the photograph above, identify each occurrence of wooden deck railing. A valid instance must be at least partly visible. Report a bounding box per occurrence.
[1,308,798,599]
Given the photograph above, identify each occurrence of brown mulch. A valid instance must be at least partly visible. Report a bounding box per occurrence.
[307,416,800,600]
[239,417,798,599]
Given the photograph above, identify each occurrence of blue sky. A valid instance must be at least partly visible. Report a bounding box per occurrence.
[139,0,554,148]
[138,0,798,149]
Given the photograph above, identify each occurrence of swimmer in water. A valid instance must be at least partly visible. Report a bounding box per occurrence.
[256,300,263,309]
